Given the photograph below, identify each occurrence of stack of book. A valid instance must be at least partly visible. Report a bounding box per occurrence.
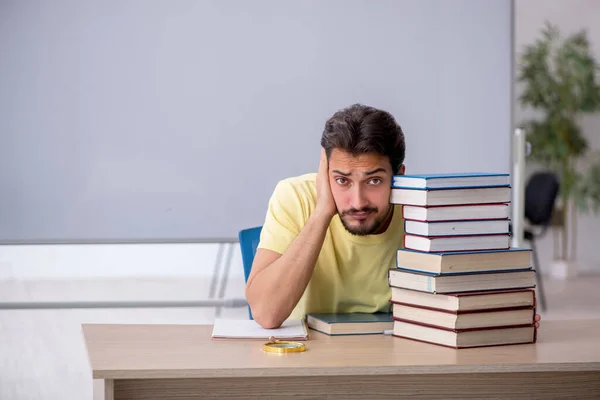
[388,172,538,349]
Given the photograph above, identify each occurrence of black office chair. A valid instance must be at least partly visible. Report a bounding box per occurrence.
[511,171,560,312]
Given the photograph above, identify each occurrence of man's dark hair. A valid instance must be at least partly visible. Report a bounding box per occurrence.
[321,104,406,173]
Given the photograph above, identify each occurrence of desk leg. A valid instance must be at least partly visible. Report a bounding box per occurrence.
[104,379,114,400]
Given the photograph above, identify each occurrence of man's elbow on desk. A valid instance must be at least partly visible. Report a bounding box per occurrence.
[246,294,288,329]
[249,307,287,329]
[253,313,285,330]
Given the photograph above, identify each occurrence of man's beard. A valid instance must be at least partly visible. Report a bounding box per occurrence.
[339,206,390,236]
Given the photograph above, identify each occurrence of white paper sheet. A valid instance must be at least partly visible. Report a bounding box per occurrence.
[211,318,308,340]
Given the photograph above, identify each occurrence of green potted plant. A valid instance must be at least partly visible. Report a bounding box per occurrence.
[517,21,600,278]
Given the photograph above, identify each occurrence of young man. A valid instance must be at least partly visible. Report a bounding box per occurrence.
[245,104,541,330]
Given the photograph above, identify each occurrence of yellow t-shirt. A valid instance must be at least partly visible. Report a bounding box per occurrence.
[257,173,405,320]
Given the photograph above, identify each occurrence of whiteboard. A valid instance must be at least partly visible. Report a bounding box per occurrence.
[0,0,513,243]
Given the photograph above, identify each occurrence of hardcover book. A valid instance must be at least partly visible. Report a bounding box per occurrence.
[392,318,537,349]
[388,268,536,294]
[392,172,510,189]
[306,312,393,336]
[402,203,510,222]
[404,219,510,237]
[404,233,511,252]
[391,301,536,330]
[390,186,511,206]
[390,287,536,312]
[395,248,532,275]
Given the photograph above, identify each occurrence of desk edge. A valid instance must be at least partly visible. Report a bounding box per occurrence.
[92,362,600,380]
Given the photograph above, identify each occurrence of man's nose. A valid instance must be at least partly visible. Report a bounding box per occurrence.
[350,186,369,210]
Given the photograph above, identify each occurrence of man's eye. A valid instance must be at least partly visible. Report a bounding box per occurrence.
[369,178,382,185]
[335,178,347,185]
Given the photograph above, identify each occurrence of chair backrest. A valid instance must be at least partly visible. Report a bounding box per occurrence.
[238,226,262,319]
[524,172,560,226]
[238,226,262,283]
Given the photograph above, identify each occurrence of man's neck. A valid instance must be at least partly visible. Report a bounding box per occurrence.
[373,205,395,235]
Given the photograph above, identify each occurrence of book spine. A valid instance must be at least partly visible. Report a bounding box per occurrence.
[391,333,535,349]
[392,316,535,333]
[389,300,535,315]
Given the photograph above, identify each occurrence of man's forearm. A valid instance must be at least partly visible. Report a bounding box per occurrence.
[246,210,332,327]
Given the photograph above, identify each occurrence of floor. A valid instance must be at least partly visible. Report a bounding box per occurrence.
[1,273,599,400]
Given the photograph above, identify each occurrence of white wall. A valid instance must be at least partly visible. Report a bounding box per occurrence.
[514,0,600,274]
[0,0,514,243]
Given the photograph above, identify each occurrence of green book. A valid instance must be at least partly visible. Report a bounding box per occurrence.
[306,312,393,336]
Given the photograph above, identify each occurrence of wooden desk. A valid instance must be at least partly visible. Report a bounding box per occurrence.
[83,319,600,400]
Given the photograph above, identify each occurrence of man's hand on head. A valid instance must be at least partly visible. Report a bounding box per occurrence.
[315,147,337,220]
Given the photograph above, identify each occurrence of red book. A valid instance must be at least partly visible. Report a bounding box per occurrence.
[390,287,536,313]
[392,317,537,349]
[390,300,536,330]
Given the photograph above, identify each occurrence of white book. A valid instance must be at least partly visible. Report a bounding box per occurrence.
[405,219,510,237]
[390,187,511,206]
[388,269,536,294]
[404,234,510,252]
[402,203,509,221]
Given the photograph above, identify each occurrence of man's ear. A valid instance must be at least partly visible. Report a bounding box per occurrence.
[397,164,406,175]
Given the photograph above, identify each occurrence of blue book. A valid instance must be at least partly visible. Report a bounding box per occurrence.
[392,172,510,190]
[306,312,393,336]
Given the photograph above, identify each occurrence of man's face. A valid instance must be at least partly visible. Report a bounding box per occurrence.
[328,148,398,236]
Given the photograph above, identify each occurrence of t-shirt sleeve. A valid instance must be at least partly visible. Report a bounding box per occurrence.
[257,179,307,255]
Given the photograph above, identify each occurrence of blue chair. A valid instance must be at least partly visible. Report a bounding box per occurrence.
[238,226,262,319]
